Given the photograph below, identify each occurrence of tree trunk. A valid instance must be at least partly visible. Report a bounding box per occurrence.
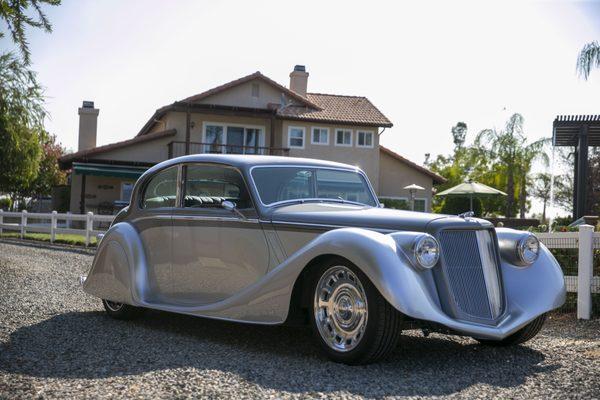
[519,177,527,219]
[542,200,547,223]
[506,169,515,218]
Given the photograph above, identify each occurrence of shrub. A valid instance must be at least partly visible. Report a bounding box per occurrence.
[0,197,12,210]
[440,196,482,217]
[379,198,410,210]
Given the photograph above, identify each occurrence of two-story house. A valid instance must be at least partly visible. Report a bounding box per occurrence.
[59,66,445,214]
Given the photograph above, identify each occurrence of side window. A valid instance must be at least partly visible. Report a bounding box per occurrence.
[183,164,252,209]
[141,167,178,209]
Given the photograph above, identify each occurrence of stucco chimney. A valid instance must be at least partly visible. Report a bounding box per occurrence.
[78,100,99,151]
[289,65,309,97]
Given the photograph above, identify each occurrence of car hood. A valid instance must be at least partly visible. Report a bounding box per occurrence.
[269,203,491,232]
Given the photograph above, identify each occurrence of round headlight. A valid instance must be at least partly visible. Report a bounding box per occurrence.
[414,235,440,269]
[517,234,540,265]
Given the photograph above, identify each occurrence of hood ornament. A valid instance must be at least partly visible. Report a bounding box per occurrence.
[458,211,475,219]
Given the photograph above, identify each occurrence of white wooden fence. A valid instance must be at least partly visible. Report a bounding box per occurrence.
[537,224,599,320]
[0,210,114,247]
[0,210,597,318]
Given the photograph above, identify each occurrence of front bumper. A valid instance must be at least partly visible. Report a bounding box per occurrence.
[386,245,566,340]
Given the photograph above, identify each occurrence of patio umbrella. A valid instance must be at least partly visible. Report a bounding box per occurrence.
[436,180,507,212]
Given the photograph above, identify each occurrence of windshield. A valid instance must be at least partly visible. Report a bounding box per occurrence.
[251,166,378,206]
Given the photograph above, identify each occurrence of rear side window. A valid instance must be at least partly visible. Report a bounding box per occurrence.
[141,166,178,209]
[182,164,252,209]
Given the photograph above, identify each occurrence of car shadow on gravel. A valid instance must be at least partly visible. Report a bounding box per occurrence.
[0,310,557,397]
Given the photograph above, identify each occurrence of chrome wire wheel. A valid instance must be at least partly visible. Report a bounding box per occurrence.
[104,300,124,312]
[314,266,368,352]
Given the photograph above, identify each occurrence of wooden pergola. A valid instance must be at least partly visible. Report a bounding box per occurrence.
[552,115,600,218]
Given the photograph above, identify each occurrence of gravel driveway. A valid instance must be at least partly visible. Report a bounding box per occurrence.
[0,239,598,399]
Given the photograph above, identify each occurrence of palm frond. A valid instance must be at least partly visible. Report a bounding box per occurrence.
[577,40,600,80]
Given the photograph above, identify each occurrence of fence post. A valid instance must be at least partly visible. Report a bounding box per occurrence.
[0,209,3,236]
[577,224,594,320]
[50,211,57,243]
[66,211,71,229]
[85,212,93,247]
[20,210,27,239]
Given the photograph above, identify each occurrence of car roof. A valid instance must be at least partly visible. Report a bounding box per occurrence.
[160,154,360,171]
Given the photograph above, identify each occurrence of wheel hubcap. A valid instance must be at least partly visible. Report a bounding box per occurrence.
[314,266,368,352]
[105,300,123,312]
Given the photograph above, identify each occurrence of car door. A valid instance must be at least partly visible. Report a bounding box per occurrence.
[130,165,178,303]
[170,163,270,305]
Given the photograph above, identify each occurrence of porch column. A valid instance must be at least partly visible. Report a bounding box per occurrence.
[79,174,87,214]
[575,124,589,219]
[185,107,191,155]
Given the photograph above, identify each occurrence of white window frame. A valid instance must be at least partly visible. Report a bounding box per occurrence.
[414,198,428,212]
[311,127,329,145]
[202,122,266,153]
[287,126,306,149]
[356,130,375,148]
[335,129,353,147]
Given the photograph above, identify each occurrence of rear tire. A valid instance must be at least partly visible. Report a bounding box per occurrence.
[477,314,546,346]
[309,257,403,365]
[102,299,144,320]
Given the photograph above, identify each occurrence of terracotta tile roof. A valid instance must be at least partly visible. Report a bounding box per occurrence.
[60,129,177,166]
[137,72,392,136]
[277,93,392,127]
[380,146,447,184]
[182,71,321,110]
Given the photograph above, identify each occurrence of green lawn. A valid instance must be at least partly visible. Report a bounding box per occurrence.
[0,232,97,247]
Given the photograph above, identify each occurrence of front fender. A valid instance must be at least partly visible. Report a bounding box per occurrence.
[82,222,148,305]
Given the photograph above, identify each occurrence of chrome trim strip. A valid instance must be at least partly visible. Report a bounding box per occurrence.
[133,214,260,224]
[265,219,396,234]
[172,215,260,224]
[248,164,380,208]
[476,230,503,319]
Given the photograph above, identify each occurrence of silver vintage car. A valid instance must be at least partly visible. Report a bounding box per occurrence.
[82,155,566,364]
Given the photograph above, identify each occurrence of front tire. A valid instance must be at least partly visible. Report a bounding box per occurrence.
[310,258,403,365]
[102,299,144,320]
[477,314,547,346]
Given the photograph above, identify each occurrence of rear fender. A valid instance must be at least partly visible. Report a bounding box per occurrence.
[82,222,148,305]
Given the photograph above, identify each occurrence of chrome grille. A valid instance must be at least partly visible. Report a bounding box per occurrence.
[437,229,503,320]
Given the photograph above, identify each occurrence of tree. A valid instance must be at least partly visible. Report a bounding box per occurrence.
[451,122,468,150]
[531,173,571,222]
[0,0,60,203]
[0,53,44,199]
[0,0,61,64]
[576,41,600,80]
[23,132,67,198]
[516,138,549,218]
[475,114,547,218]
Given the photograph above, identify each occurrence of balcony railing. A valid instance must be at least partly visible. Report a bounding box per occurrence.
[167,141,290,159]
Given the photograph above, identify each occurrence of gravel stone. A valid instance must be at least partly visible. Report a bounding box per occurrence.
[0,239,599,399]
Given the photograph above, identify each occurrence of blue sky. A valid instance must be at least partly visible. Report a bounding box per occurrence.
[3,1,600,173]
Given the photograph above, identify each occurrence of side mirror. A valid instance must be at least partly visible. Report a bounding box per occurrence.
[221,200,247,220]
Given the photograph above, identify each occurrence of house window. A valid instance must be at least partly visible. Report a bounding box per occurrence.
[311,127,329,145]
[335,129,353,146]
[357,130,374,148]
[251,83,260,98]
[203,123,264,154]
[288,126,305,149]
[414,199,427,212]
